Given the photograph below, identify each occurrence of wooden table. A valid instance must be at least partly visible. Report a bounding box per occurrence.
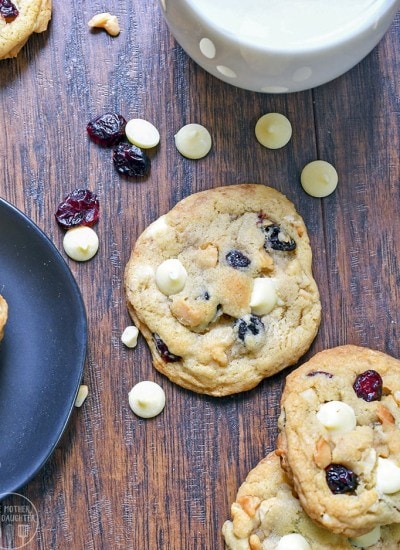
[0,2,399,549]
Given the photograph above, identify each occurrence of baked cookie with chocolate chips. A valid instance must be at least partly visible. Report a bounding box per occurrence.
[222,450,400,549]
[125,184,321,396]
[0,294,8,341]
[0,0,52,60]
[277,345,400,538]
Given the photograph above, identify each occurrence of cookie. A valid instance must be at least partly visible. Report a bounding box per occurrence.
[222,451,400,549]
[0,0,52,60]
[277,345,400,538]
[0,294,8,341]
[124,184,321,396]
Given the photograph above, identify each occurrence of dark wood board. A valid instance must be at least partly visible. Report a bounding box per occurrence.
[0,2,399,548]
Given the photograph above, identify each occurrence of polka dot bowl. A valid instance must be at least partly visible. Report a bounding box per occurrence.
[159,0,400,93]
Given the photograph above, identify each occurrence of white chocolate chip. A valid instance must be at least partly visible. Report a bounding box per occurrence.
[300,160,338,198]
[316,401,356,434]
[350,526,381,548]
[174,123,212,159]
[376,457,400,494]
[128,381,165,418]
[125,118,160,149]
[276,533,311,550]
[88,13,120,36]
[255,113,292,149]
[250,278,277,316]
[300,388,317,404]
[121,326,139,348]
[144,215,169,238]
[363,448,377,478]
[74,385,88,407]
[155,259,187,295]
[63,226,99,261]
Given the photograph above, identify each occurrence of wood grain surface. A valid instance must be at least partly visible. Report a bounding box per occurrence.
[0,2,399,549]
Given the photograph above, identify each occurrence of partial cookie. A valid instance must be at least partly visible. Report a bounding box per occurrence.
[124,184,321,396]
[277,345,400,538]
[0,0,52,60]
[222,451,400,549]
[0,295,8,341]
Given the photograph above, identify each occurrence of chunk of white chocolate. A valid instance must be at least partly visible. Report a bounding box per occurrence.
[316,401,356,434]
[155,259,187,295]
[128,381,165,418]
[121,325,139,348]
[255,112,292,149]
[276,533,311,550]
[376,457,400,494]
[125,118,160,149]
[74,384,89,407]
[350,526,381,548]
[144,215,169,238]
[300,160,338,198]
[174,123,212,159]
[250,278,277,316]
[63,226,99,261]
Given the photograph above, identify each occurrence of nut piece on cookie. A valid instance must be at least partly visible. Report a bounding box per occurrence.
[88,13,120,37]
[0,294,8,341]
[277,345,400,538]
[124,184,321,396]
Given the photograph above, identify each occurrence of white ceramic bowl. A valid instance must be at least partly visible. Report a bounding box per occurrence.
[159,0,400,93]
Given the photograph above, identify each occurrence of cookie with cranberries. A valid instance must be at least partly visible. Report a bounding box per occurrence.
[222,450,400,549]
[277,345,400,537]
[0,0,52,60]
[0,294,8,341]
[124,184,321,396]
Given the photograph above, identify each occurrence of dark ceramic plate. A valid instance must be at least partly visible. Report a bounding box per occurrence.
[0,198,87,497]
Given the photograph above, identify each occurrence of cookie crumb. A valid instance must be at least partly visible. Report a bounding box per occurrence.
[88,13,120,36]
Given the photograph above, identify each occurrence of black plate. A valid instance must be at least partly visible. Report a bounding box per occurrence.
[0,198,87,497]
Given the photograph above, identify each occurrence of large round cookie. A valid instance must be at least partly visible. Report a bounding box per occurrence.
[277,345,400,538]
[0,0,52,60]
[124,184,321,396]
[0,294,8,341]
[222,451,400,549]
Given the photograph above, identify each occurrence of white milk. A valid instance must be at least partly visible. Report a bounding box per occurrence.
[191,0,381,49]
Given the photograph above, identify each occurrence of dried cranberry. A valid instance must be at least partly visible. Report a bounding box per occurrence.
[113,142,150,177]
[353,370,382,402]
[87,113,126,146]
[55,189,99,229]
[325,464,358,494]
[257,211,267,224]
[264,224,296,252]
[307,371,333,378]
[226,250,251,269]
[0,0,18,22]
[235,315,264,342]
[153,334,181,363]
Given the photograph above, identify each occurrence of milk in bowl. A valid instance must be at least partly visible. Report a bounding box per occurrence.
[160,0,400,92]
